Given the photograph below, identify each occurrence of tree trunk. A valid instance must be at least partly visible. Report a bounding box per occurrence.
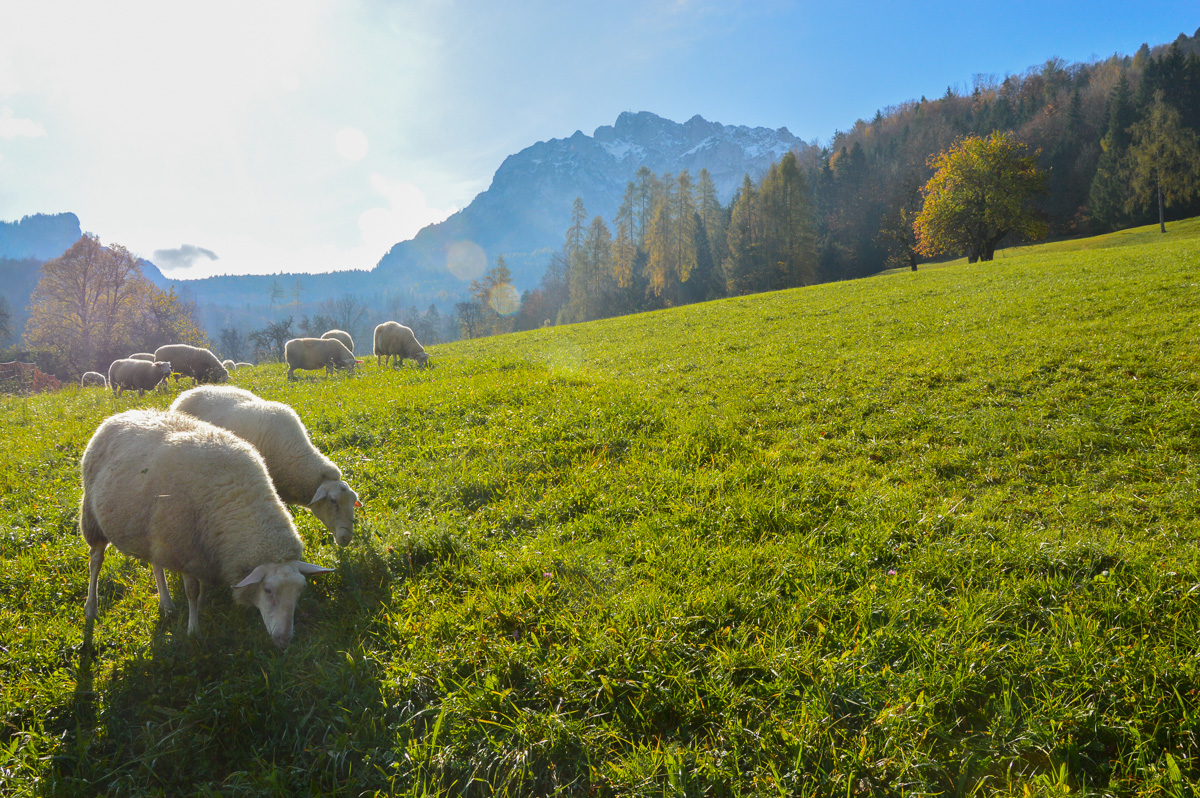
[1158,180,1166,233]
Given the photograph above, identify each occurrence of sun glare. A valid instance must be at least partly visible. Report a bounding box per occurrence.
[335,127,369,162]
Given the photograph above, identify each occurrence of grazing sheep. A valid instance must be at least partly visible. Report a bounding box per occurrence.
[283,337,358,381]
[374,321,429,367]
[171,385,361,546]
[80,409,333,648]
[153,344,229,385]
[321,329,354,354]
[222,359,236,371]
[108,358,172,396]
[128,352,156,362]
[235,362,254,369]
[80,371,107,388]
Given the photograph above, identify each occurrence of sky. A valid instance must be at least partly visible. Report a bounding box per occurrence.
[0,0,1196,280]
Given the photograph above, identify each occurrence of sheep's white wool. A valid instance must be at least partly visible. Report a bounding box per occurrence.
[171,385,359,546]
[284,337,358,381]
[80,409,332,648]
[373,321,429,367]
[153,344,229,385]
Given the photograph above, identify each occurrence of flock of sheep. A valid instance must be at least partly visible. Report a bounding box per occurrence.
[78,322,429,649]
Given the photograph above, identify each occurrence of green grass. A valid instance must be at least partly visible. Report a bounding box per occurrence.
[2,220,1199,796]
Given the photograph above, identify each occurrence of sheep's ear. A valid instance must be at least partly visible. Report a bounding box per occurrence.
[234,565,267,588]
[310,484,330,504]
[297,561,334,576]
[354,500,362,508]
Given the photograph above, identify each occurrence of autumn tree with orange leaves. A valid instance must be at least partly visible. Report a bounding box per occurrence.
[914,132,1047,263]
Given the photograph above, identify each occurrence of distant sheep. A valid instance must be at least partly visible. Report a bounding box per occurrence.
[108,358,172,396]
[80,371,107,388]
[172,385,360,546]
[321,329,354,354]
[235,362,254,369]
[284,337,358,381]
[128,352,156,362]
[222,359,236,371]
[153,344,229,385]
[374,321,429,367]
[80,409,333,648]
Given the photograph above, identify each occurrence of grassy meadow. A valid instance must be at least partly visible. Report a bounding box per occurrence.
[1,219,1199,796]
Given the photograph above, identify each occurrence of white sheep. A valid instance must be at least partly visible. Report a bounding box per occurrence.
[284,337,358,381]
[154,344,230,385]
[108,358,172,396]
[321,329,354,354]
[222,359,236,371]
[80,371,107,388]
[374,321,429,367]
[170,385,360,546]
[128,352,156,362]
[235,361,254,369]
[80,408,333,648]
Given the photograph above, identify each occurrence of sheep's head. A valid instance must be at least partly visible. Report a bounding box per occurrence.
[309,479,360,546]
[232,560,333,649]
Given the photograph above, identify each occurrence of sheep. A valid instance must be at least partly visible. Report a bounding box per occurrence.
[108,358,172,396]
[283,337,358,381]
[80,371,107,388]
[80,408,334,648]
[171,385,360,546]
[222,359,236,371]
[235,362,254,369]
[374,321,429,367]
[321,329,354,354]
[128,352,156,362]
[153,344,229,385]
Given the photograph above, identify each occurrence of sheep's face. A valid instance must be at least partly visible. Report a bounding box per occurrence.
[309,480,360,546]
[233,561,333,648]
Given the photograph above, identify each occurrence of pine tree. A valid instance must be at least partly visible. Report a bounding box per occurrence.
[725,175,763,295]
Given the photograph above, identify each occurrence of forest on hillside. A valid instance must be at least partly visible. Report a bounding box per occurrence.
[466,31,1200,336]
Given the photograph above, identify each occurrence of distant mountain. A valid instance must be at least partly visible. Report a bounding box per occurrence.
[0,213,81,261]
[164,111,807,327]
[372,111,807,290]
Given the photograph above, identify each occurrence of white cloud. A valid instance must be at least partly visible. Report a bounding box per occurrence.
[0,107,45,138]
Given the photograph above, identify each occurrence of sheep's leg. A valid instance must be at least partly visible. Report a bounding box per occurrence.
[84,543,107,620]
[153,564,175,614]
[80,501,108,621]
[183,575,205,637]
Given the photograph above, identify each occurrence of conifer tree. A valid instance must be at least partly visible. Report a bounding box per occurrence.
[725,175,763,294]
[1126,92,1200,232]
[613,182,638,288]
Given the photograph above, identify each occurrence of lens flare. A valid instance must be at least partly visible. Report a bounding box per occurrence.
[489,283,520,316]
[445,241,486,281]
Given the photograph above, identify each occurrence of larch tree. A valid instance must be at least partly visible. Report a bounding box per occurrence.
[612,182,638,288]
[1126,92,1200,233]
[695,168,725,271]
[564,216,614,322]
[913,132,1048,262]
[758,152,817,287]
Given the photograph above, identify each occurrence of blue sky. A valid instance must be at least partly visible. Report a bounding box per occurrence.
[0,0,1195,278]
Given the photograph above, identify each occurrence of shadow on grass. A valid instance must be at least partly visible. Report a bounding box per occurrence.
[36,542,450,797]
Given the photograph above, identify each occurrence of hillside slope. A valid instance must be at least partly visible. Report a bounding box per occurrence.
[2,221,1198,796]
